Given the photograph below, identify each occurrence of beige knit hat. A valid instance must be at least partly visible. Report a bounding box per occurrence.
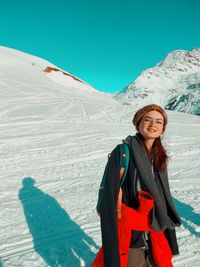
[132,104,168,132]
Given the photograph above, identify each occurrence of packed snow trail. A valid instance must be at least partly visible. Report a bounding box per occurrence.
[0,111,200,267]
[0,46,200,266]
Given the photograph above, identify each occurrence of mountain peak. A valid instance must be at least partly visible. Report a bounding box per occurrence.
[115,48,200,115]
[157,49,200,69]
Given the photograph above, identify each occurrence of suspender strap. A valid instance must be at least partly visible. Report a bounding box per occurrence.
[119,143,130,186]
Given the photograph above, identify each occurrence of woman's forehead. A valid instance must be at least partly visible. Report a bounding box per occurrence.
[143,110,164,119]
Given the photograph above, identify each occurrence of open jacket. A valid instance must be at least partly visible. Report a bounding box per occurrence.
[100,134,181,267]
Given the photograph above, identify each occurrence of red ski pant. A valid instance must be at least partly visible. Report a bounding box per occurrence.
[92,192,173,267]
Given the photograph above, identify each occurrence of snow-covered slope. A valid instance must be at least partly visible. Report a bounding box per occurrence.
[115,48,200,115]
[0,46,122,124]
[0,47,200,267]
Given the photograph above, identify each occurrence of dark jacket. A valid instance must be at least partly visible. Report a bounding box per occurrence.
[100,136,180,267]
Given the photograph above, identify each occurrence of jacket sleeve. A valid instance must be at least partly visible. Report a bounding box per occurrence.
[164,228,179,255]
[100,145,121,267]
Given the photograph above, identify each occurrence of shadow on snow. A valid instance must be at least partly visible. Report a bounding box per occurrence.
[19,177,98,267]
[173,197,200,238]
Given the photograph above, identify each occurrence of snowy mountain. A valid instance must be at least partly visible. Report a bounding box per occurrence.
[0,46,122,124]
[115,48,200,115]
[0,46,200,267]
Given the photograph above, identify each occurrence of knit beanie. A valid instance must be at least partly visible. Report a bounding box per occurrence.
[132,104,167,132]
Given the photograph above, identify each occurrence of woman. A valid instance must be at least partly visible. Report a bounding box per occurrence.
[93,104,181,267]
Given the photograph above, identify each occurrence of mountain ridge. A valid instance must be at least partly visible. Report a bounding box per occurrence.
[114,48,200,115]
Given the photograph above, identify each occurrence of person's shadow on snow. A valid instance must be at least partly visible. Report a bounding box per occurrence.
[173,197,200,238]
[19,177,98,267]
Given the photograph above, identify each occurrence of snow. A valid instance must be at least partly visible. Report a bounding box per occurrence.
[44,68,96,92]
[117,48,200,115]
[0,46,200,267]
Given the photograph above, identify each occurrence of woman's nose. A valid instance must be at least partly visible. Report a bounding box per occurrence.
[149,120,156,126]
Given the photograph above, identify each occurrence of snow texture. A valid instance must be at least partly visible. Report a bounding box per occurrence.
[115,48,200,115]
[0,46,200,267]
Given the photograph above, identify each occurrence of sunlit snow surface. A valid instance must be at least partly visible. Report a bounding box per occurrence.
[116,49,200,115]
[0,46,200,267]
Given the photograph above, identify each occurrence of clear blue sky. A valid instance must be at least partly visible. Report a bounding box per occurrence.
[0,0,200,92]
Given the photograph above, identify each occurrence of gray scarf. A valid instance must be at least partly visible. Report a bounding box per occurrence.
[123,133,181,231]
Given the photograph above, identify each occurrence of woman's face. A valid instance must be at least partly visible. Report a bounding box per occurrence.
[138,110,164,140]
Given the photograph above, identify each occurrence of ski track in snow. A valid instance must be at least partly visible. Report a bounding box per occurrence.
[0,86,129,267]
[0,47,200,266]
[0,102,200,267]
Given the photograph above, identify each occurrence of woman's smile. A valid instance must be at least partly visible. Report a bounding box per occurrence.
[147,128,156,132]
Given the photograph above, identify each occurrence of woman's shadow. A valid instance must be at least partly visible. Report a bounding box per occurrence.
[19,177,98,267]
[173,197,200,238]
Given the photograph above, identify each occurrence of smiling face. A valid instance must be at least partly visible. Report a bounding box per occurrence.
[138,110,165,141]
